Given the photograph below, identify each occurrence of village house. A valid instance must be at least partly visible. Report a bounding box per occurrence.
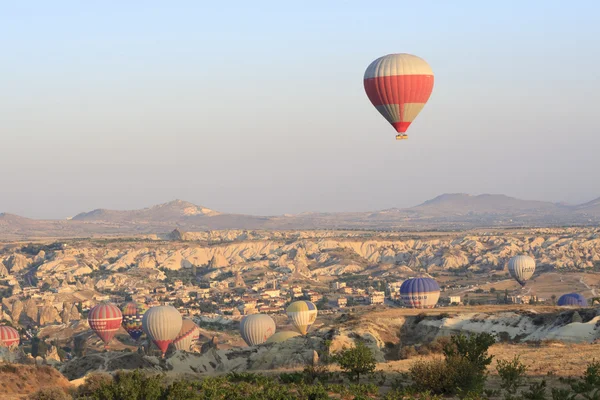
[368,291,385,305]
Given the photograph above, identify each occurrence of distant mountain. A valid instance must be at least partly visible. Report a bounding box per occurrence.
[412,193,562,216]
[72,199,220,222]
[575,197,600,213]
[1,194,599,239]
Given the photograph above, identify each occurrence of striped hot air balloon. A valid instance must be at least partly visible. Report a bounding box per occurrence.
[508,255,536,286]
[558,293,587,307]
[142,305,182,357]
[121,301,147,341]
[364,53,434,140]
[400,278,440,309]
[173,318,200,352]
[88,302,123,348]
[286,301,318,336]
[239,314,276,346]
[0,326,20,348]
[265,331,301,344]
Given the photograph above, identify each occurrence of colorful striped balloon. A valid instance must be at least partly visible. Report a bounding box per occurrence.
[0,326,20,348]
[142,305,182,357]
[364,53,434,140]
[88,302,123,348]
[286,301,318,336]
[400,278,440,309]
[121,301,147,341]
[173,318,200,351]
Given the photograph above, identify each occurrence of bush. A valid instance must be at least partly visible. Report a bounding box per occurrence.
[410,333,495,396]
[410,358,452,394]
[77,370,163,400]
[334,341,377,382]
[496,355,528,394]
[28,388,71,400]
[399,346,418,360]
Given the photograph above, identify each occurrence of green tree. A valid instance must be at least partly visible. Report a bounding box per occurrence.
[496,355,528,394]
[31,337,49,358]
[334,341,377,382]
[551,294,557,305]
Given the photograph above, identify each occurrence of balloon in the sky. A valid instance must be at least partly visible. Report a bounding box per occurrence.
[88,302,123,348]
[364,53,434,140]
[173,318,200,352]
[239,314,276,346]
[508,255,536,286]
[0,326,20,348]
[286,301,318,335]
[265,331,301,344]
[121,301,147,341]
[142,306,183,357]
[557,293,587,307]
[399,277,440,309]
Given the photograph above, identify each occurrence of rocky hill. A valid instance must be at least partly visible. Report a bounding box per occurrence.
[1,194,600,239]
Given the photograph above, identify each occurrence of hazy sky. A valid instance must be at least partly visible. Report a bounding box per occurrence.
[2,1,599,219]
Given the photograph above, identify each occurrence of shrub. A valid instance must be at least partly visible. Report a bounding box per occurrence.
[28,388,71,400]
[399,346,418,360]
[496,355,528,394]
[334,341,377,382]
[410,358,453,394]
[410,333,495,396]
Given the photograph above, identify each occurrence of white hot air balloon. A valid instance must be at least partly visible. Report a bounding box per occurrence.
[239,314,276,346]
[508,255,536,286]
[142,305,183,357]
[173,318,200,352]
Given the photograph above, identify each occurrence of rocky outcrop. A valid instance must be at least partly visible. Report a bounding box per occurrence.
[5,254,30,273]
[0,261,8,277]
[11,300,23,324]
[39,305,61,326]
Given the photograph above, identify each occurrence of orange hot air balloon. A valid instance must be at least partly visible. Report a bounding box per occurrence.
[364,53,434,141]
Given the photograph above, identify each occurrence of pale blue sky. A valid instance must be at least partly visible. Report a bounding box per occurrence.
[2,1,599,218]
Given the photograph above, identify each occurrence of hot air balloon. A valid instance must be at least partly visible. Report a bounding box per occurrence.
[286,301,317,336]
[265,331,301,344]
[173,318,200,352]
[399,277,440,309]
[88,302,123,349]
[508,255,536,286]
[557,293,587,307]
[0,326,20,348]
[239,314,276,346]
[121,301,147,341]
[364,53,434,141]
[142,305,182,357]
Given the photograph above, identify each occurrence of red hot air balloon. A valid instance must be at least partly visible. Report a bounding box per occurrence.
[0,326,20,348]
[364,53,434,141]
[88,302,123,349]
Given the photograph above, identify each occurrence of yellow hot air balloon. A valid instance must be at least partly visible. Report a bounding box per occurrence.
[265,331,301,344]
[286,301,317,336]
